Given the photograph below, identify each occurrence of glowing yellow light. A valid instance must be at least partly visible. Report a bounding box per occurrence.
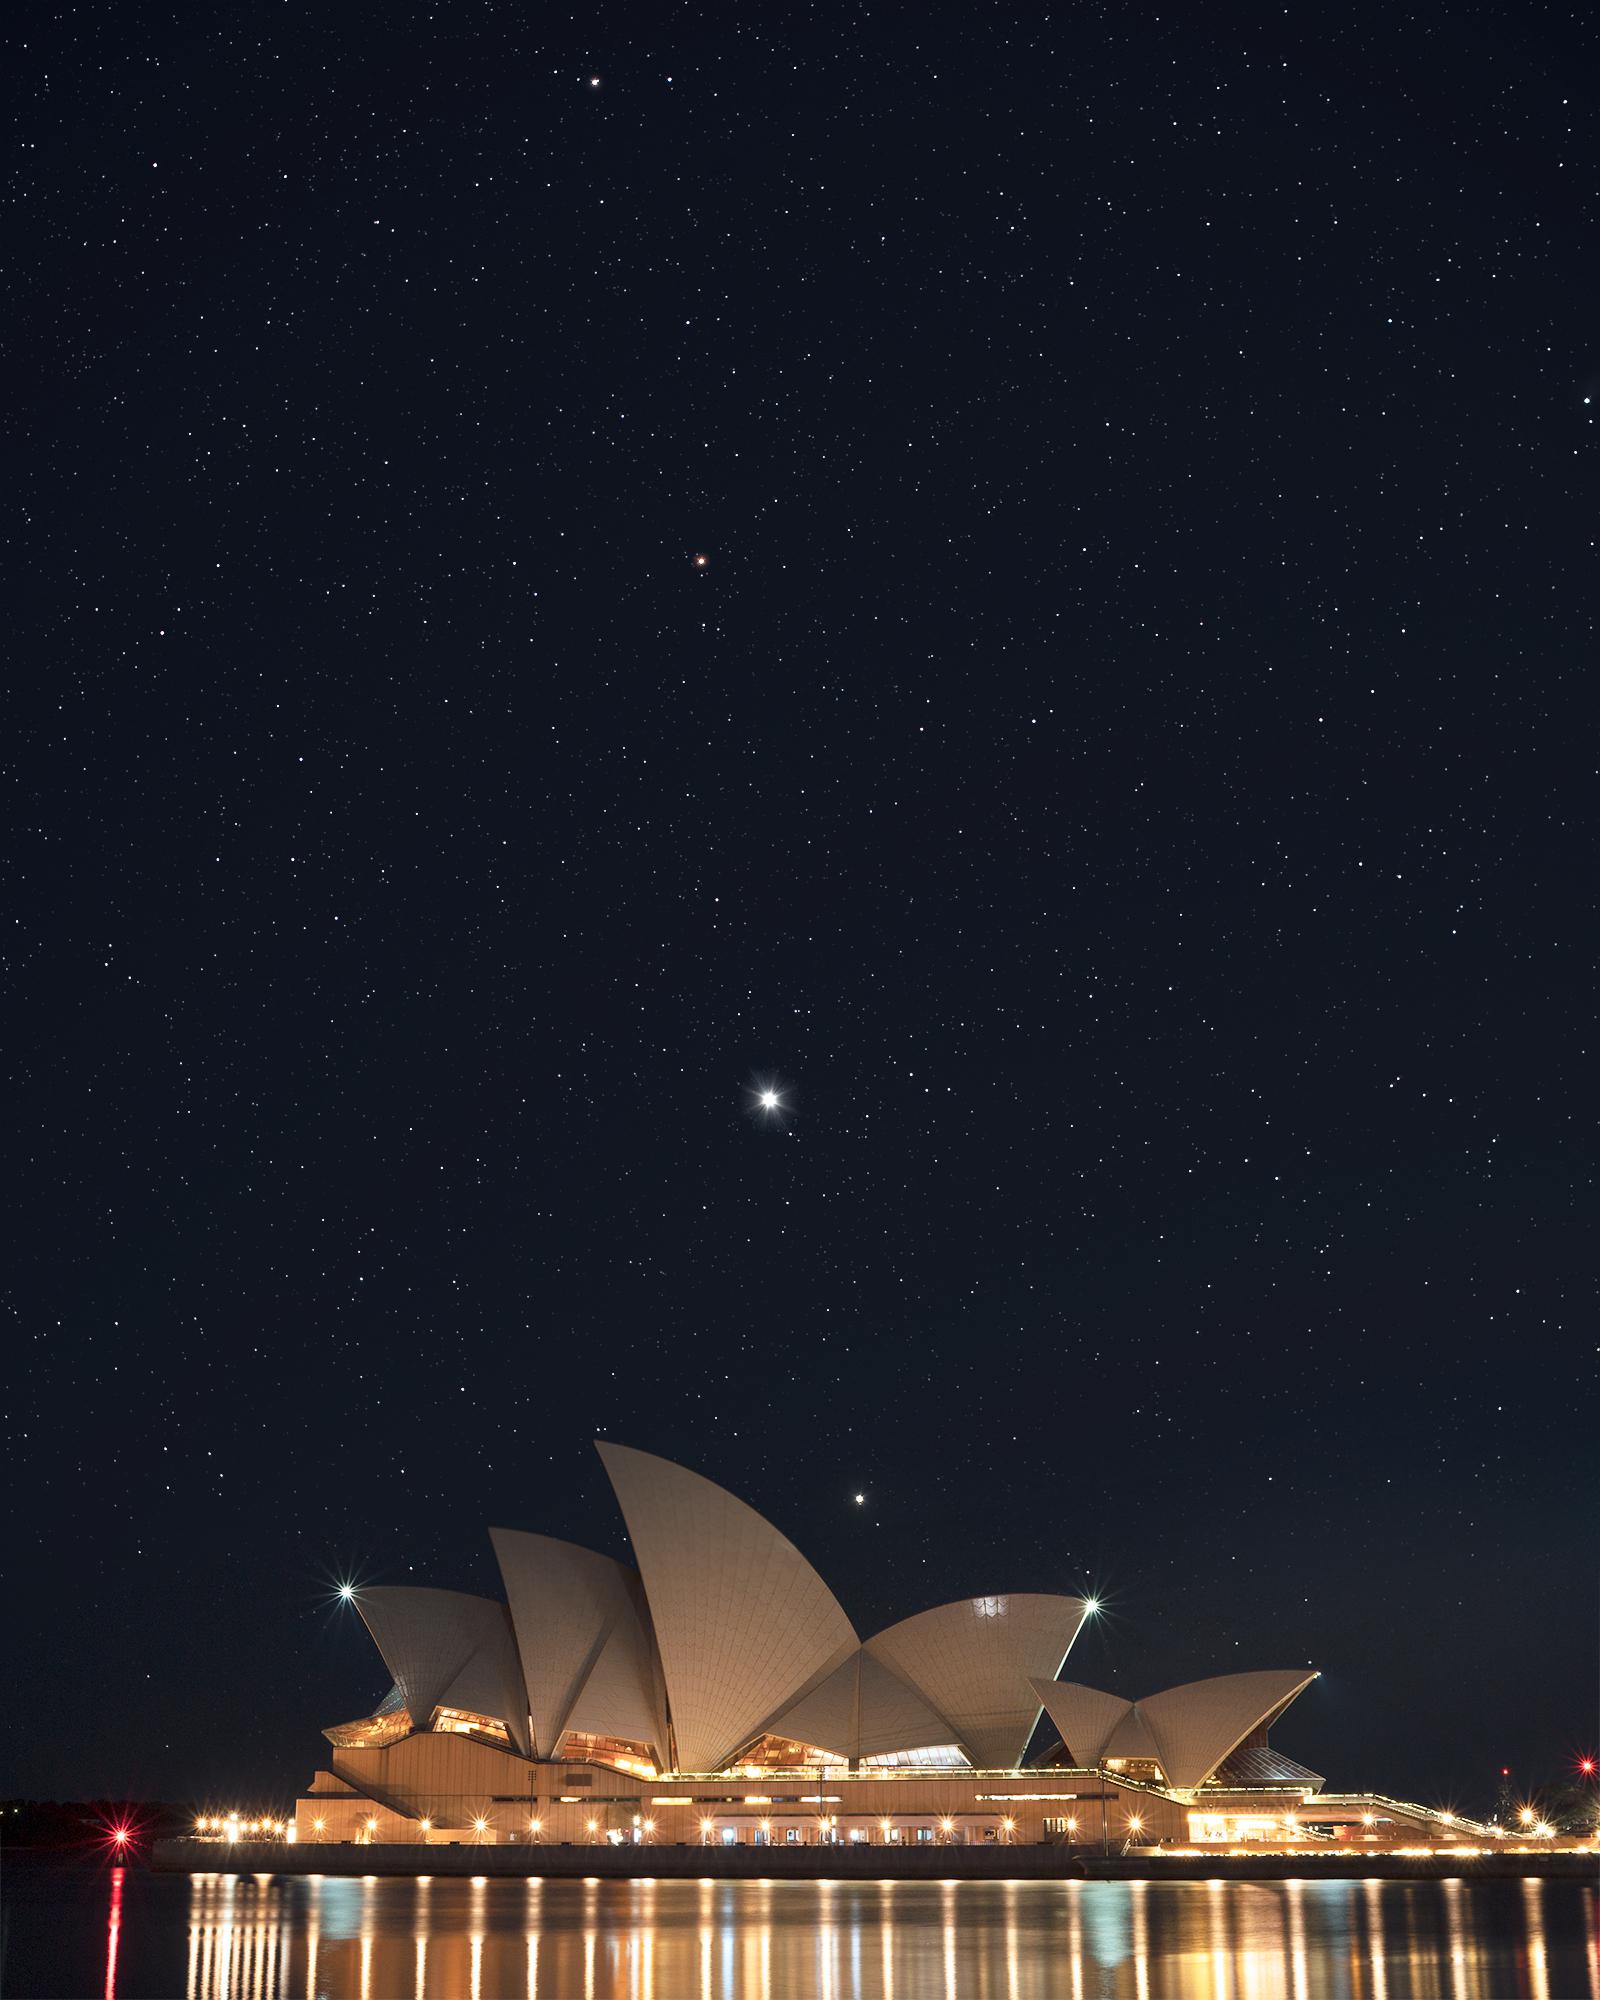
[1066,1816,1078,1833]
[1519,1806,1536,1825]
[1128,1815,1144,1833]
[940,1817,955,1832]
[366,1819,378,1833]
[473,1816,488,1833]
[528,1817,542,1835]
[419,1819,431,1833]
[313,1818,326,1833]
[643,1820,654,1835]
[1362,1813,1375,1827]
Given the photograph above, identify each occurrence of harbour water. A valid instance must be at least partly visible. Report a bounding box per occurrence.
[3,1856,1597,1998]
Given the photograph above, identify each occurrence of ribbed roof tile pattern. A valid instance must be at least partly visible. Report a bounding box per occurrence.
[356,1588,530,1755]
[489,1528,665,1763]
[865,1594,1088,1769]
[595,1439,859,1772]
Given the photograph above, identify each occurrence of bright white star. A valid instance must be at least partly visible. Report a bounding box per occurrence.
[746,1075,792,1124]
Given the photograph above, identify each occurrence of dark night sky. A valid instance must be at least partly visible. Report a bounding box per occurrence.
[5,3,1595,1815]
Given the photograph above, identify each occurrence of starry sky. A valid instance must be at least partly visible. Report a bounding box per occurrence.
[7,4,1595,1814]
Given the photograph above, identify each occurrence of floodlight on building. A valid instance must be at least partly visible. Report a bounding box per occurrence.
[1083,1597,1101,1615]
[1519,1806,1536,1826]
[419,1819,431,1834]
[528,1817,542,1837]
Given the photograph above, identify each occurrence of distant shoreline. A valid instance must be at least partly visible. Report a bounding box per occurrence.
[148,1839,1600,1884]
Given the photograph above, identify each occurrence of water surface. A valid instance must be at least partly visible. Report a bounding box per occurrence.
[3,1857,1597,1998]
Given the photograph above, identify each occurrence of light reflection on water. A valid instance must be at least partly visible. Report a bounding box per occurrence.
[126,1867,1600,2000]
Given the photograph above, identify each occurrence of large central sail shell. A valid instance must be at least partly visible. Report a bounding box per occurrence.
[595,1440,859,1773]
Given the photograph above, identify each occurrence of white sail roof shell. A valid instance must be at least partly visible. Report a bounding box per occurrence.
[595,1440,859,1773]
[1027,1678,1134,1768]
[1029,1668,1318,1789]
[355,1587,530,1755]
[865,1594,1089,1769]
[1135,1669,1319,1790]
[489,1528,666,1763]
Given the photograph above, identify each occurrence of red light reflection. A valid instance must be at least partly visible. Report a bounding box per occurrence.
[104,1865,123,2000]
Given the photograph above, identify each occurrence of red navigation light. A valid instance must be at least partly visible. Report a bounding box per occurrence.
[1580,1758,1596,1777]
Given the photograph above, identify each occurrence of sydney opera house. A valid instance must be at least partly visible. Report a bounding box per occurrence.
[292,1443,1464,1851]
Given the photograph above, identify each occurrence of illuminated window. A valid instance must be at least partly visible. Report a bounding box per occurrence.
[431,1707,510,1746]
